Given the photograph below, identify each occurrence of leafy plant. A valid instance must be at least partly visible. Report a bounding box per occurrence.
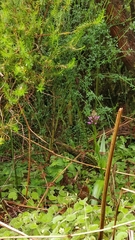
[1,1,135,240]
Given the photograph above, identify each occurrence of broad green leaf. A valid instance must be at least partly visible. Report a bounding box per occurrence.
[48,194,57,201]
[53,215,63,224]
[85,205,93,213]
[48,205,58,215]
[91,179,104,205]
[8,191,18,200]
[27,199,35,207]
[115,231,127,240]
[74,201,84,211]
[65,213,76,222]
[29,222,38,229]
[43,213,53,223]
[31,191,39,200]
[76,215,86,224]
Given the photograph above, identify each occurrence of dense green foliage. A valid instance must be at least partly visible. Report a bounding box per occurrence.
[1,0,133,147]
[1,0,135,239]
[1,137,135,239]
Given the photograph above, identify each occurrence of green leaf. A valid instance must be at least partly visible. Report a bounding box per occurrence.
[36,82,45,93]
[43,213,53,223]
[26,199,35,207]
[88,224,98,231]
[11,124,19,132]
[67,57,76,69]
[88,237,96,240]
[59,189,66,197]
[57,194,66,204]
[29,222,38,229]
[48,205,58,215]
[0,137,5,145]
[22,188,27,195]
[85,205,93,213]
[14,83,27,97]
[76,215,86,224]
[65,213,76,222]
[115,231,127,240]
[52,215,63,224]
[79,198,87,205]
[8,191,18,200]
[31,191,39,200]
[99,130,106,154]
[74,201,84,211]
[48,194,57,201]
[91,179,104,205]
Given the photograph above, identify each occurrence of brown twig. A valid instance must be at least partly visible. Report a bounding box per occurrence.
[98,108,123,240]
[13,130,135,179]
[4,200,48,212]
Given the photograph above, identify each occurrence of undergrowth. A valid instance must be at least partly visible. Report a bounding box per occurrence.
[1,133,135,239]
[1,0,135,239]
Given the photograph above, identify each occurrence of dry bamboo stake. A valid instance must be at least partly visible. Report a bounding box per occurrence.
[98,108,123,240]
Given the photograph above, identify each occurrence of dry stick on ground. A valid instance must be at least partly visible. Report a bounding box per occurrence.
[56,141,97,165]
[14,131,135,179]
[98,108,123,240]
[1,219,135,239]
[0,221,34,240]
[4,199,48,212]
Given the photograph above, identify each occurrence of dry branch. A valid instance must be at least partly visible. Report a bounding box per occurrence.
[55,141,97,165]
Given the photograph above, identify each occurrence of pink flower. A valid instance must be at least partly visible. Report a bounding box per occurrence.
[87,113,100,125]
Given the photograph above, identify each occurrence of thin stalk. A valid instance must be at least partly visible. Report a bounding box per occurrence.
[98,108,123,240]
[10,131,18,189]
[19,104,31,198]
[95,68,99,109]
[112,189,124,240]
[26,124,31,198]
[50,91,55,150]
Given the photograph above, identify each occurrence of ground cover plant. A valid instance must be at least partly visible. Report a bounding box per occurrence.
[1,0,135,239]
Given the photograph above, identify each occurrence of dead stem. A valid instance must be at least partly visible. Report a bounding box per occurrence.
[98,108,123,240]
